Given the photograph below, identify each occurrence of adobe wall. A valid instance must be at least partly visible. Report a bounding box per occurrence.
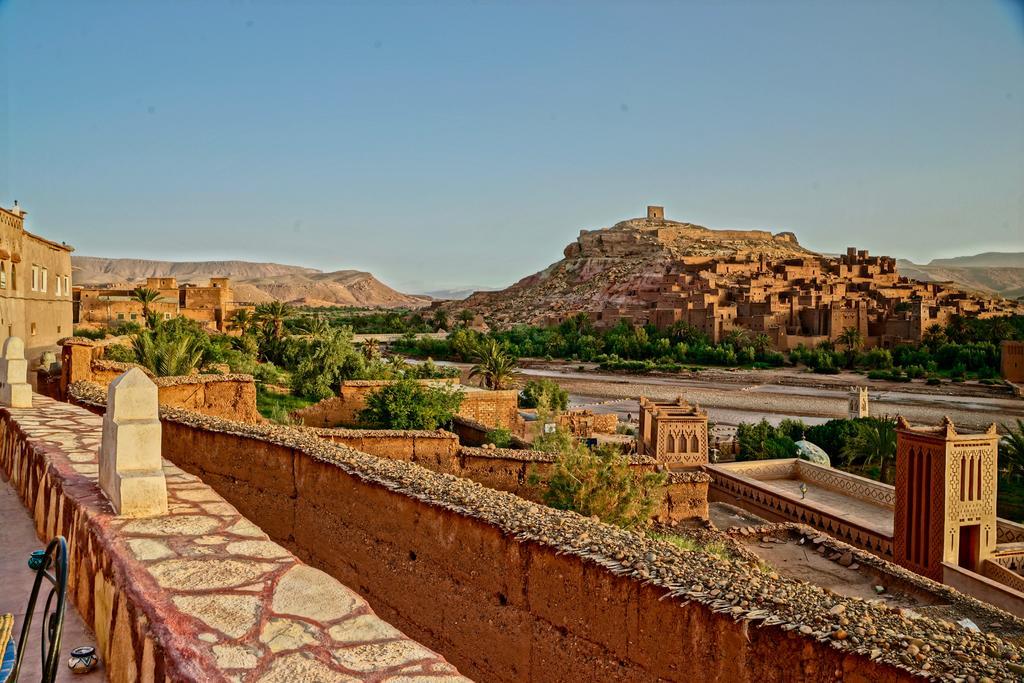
[141,408,957,681]
[0,397,463,683]
[58,339,260,422]
[457,388,520,430]
[68,380,1008,681]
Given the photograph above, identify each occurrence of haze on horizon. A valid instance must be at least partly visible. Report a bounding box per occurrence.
[1,0,1022,294]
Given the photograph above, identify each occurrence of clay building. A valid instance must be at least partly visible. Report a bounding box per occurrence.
[74,276,244,332]
[893,417,1000,582]
[1002,340,1024,383]
[0,202,74,370]
[637,396,708,469]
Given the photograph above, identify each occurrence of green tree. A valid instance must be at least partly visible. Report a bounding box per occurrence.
[458,309,476,326]
[289,327,366,400]
[530,442,665,529]
[132,287,165,329]
[723,329,750,352]
[519,378,569,412]
[431,308,450,331]
[1000,420,1024,481]
[361,337,382,362]
[842,416,897,484]
[131,328,205,376]
[469,339,519,390]
[228,309,255,334]
[255,301,293,340]
[838,327,864,368]
[359,379,464,430]
[751,333,772,356]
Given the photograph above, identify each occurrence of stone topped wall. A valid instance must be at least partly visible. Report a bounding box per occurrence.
[0,397,465,682]
[137,403,1015,681]
[58,338,261,423]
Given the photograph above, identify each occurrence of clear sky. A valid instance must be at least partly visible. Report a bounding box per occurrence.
[1,1,1022,293]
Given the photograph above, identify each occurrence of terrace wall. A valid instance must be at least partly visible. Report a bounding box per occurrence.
[154,415,910,682]
[0,398,462,683]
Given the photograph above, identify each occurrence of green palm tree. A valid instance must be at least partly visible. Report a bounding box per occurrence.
[1000,420,1024,481]
[132,287,165,328]
[723,329,749,351]
[361,337,382,361]
[131,330,205,376]
[431,308,449,332]
[838,327,864,368]
[254,301,293,340]
[458,309,476,327]
[841,416,897,484]
[751,333,772,356]
[468,339,519,390]
[298,314,331,337]
[228,309,255,334]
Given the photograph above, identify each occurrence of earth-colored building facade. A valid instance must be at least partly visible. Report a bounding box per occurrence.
[0,203,74,371]
[74,276,244,332]
[557,207,1021,351]
[637,396,709,469]
[1002,340,1024,383]
[893,416,1000,583]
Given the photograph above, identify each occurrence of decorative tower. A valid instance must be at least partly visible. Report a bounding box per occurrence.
[849,386,869,419]
[637,396,708,469]
[893,416,999,582]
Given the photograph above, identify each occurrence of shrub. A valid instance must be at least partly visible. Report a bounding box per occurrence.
[484,428,513,448]
[73,327,107,340]
[530,442,665,529]
[103,344,136,363]
[358,379,465,430]
[926,377,942,386]
[519,378,569,412]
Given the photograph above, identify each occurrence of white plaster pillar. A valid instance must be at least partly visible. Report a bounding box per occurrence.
[0,336,33,408]
[99,368,167,517]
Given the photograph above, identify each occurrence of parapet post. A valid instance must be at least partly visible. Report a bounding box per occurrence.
[99,368,168,517]
[0,336,33,408]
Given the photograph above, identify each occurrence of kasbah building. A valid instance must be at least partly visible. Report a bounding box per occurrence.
[0,202,74,372]
[73,275,246,333]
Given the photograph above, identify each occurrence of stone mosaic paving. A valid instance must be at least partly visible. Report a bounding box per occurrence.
[7,396,468,682]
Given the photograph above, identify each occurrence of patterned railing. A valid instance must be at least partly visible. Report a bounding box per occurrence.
[981,560,1024,596]
[794,461,897,508]
[991,544,1024,573]
[707,465,894,559]
[997,519,1024,545]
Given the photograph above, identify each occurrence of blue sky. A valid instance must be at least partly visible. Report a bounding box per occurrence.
[1,1,1022,293]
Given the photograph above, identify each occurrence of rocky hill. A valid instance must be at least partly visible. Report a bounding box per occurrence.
[455,215,817,326]
[72,256,430,309]
[897,252,1024,299]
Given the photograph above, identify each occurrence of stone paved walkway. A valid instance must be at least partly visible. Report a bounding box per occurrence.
[4,396,468,682]
[0,479,105,682]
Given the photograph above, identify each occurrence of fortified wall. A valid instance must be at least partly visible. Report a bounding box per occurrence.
[58,382,987,682]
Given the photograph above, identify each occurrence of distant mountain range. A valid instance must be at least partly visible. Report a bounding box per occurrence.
[897,252,1024,299]
[72,256,431,309]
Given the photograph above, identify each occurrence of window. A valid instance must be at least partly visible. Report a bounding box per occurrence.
[56,275,62,296]
[11,264,16,290]
[117,313,125,320]
[0,265,6,289]
[64,276,69,295]
[130,313,137,320]
[31,265,39,291]
[41,268,47,293]
[30,322,37,336]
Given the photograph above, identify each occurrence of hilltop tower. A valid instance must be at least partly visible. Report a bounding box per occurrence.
[893,417,999,581]
[646,205,665,220]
